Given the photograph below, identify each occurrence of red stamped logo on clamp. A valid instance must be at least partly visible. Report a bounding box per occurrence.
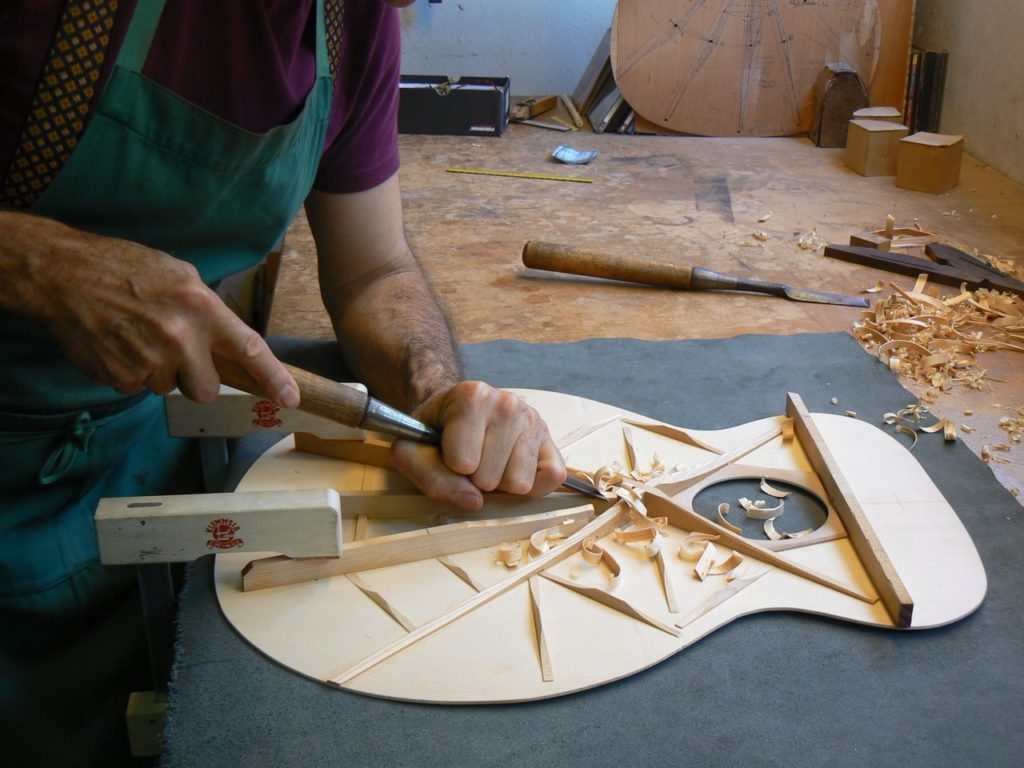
[206,518,245,550]
[251,398,283,429]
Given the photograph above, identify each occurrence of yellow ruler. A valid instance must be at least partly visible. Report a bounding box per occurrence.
[446,167,593,184]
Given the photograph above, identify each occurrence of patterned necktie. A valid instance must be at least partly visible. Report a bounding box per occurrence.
[326,0,345,80]
[2,0,344,209]
[2,0,119,209]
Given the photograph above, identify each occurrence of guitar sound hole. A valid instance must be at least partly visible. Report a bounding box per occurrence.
[692,479,827,540]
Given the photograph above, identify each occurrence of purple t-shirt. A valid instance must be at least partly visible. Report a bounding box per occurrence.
[0,0,400,196]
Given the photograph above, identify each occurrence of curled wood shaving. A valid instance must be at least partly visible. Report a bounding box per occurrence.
[846,410,858,418]
[759,479,790,498]
[758,211,773,223]
[708,551,744,577]
[716,503,743,534]
[764,518,813,541]
[894,424,919,449]
[614,525,660,554]
[853,275,1024,398]
[580,537,621,589]
[738,496,785,520]
[883,402,957,444]
[529,523,568,557]
[678,532,720,560]
[693,541,717,581]
[752,230,769,241]
[497,541,523,567]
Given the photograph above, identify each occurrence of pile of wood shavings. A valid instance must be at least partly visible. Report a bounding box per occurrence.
[853,275,1024,402]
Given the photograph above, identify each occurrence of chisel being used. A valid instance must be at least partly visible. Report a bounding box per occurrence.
[212,356,605,500]
[522,241,870,308]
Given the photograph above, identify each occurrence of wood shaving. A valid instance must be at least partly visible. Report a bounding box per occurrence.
[764,518,812,541]
[708,551,744,576]
[497,541,523,567]
[580,537,621,588]
[853,276,1024,398]
[981,444,1011,464]
[678,532,720,560]
[693,541,717,581]
[894,424,919,449]
[758,211,773,223]
[716,503,743,534]
[998,407,1024,443]
[759,479,790,498]
[846,410,858,418]
[883,402,957,444]
[798,228,826,250]
[738,496,784,520]
[865,281,886,294]
[752,230,769,241]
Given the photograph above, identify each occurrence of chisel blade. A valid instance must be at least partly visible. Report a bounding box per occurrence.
[781,285,870,307]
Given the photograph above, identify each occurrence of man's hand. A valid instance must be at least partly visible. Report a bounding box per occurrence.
[389,381,567,512]
[0,211,298,407]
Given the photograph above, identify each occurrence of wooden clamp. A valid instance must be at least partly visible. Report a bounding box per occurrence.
[165,385,367,440]
[95,488,342,564]
[785,393,914,627]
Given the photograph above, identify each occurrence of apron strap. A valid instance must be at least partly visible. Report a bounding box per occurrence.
[38,411,95,486]
[2,1,341,210]
[114,0,167,74]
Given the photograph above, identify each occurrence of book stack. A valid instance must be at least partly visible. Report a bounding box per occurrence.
[904,45,949,133]
[571,28,637,134]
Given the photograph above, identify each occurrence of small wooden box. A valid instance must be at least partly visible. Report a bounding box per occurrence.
[852,106,902,123]
[896,132,964,193]
[844,119,909,176]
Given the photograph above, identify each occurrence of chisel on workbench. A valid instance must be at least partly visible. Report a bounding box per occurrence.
[212,356,605,499]
[522,241,870,308]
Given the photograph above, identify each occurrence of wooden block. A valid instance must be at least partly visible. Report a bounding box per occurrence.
[844,119,909,176]
[809,63,869,148]
[95,488,342,563]
[294,431,394,469]
[165,385,367,439]
[852,106,902,123]
[511,95,557,120]
[125,691,166,758]
[896,132,964,194]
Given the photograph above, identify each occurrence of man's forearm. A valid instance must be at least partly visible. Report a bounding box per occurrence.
[330,262,462,412]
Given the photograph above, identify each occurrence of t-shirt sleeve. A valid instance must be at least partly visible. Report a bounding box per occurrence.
[313,1,401,194]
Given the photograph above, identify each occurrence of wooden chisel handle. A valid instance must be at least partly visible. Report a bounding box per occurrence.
[523,241,697,290]
[213,355,369,428]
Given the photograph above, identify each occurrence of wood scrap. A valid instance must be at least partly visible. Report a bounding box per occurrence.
[853,275,1024,402]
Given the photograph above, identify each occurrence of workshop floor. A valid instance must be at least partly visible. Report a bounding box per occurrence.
[270,125,1024,501]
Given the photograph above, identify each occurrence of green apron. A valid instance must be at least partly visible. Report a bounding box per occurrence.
[0,1,333,762]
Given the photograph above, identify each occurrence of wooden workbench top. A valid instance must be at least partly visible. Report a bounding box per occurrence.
[270,125,1024,501]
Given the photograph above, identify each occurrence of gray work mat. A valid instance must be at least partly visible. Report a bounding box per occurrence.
[160,333,1023,768]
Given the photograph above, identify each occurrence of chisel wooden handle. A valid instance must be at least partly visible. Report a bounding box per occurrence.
[523,241,697,290]
[213,355,369,428]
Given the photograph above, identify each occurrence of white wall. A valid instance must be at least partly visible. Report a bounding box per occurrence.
[399,1,1024,185]
[398,0,617,96]
[914,0,1024,184]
